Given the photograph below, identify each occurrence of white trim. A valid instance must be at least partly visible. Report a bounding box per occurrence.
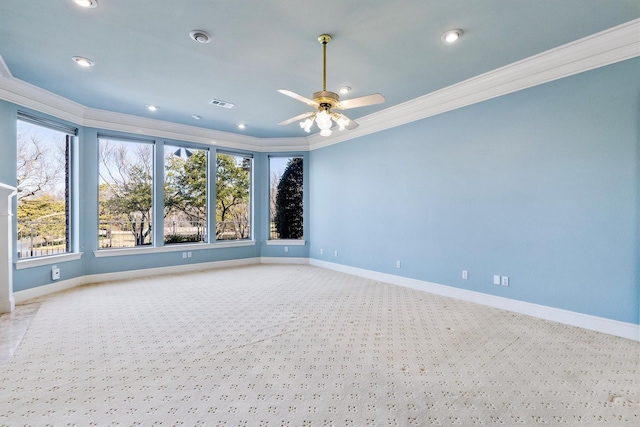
[93,240,255,258]
[0,184,16,313]
[309,259,640,342]
[14,276,84,304]
[265,239,306,246]
[15,252,83,270]
[0,19,637,151]
[260,257,309,265]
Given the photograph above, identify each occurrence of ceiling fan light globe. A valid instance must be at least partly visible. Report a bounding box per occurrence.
[336,116,348,130]
[320,129,332,137]
[300,118,313,132]
[316,111,332,130]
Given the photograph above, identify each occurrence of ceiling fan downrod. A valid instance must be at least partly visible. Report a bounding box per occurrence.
[318,34,331,92]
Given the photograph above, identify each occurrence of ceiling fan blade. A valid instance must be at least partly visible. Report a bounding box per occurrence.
[338,93,385,110]
[278,89,318,108]
[278,111,315,126]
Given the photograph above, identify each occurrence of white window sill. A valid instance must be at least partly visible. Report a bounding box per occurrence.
[265,239,306,246]
[93,240,256,258]
[15,252,84,270]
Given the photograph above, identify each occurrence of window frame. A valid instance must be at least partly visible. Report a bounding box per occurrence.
[163,143,210,245]
[97,134,155,251]
[15,113,79,266]
[215,151,253,242]
[266,154,305,245]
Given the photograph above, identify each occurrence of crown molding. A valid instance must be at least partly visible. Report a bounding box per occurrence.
[0,19,638,152]
[309,18,640,150]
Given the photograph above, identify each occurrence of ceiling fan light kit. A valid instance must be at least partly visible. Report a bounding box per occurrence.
[278,33,385,136]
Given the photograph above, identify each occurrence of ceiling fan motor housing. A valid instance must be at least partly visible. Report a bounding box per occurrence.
[313,90,340,110]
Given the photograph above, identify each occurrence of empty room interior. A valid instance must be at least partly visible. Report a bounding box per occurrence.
[0,1,639,425]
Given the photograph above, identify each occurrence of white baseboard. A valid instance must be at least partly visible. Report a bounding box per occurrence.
[309,259,640,342]
[15,277,85,304]
[260,257,309,265]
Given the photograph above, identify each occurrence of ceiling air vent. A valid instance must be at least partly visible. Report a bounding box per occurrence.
[209,99,235,109]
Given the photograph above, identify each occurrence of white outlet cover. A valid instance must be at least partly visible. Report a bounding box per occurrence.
[501,276,509,286]
[462,270,468,279]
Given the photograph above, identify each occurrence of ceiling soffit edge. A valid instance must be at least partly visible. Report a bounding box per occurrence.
[0,18,638,152]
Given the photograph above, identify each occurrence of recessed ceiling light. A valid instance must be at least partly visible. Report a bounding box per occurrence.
[189,30,211,44]
[72,56,94,67]
[441,29,463,43]
[146,105,159,112]
[339,86,351,94]
[74,0,98,8]
[238,124,246,130]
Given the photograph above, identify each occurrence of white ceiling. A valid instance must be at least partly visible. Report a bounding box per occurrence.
[0,0,638,139]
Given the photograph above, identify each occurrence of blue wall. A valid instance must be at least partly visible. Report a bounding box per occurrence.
[309,58,639,324]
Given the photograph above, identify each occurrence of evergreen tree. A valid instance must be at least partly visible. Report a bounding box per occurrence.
[275,158,303,239]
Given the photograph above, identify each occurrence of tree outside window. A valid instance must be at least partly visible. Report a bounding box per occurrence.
[270,157,303,239]
[216,153,251,240]
[16,120,70,258]
[98,138,153,248]
[164,146,207,244]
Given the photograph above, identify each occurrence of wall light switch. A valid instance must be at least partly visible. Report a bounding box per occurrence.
[51,266,60,280]
[334,250,338,257]
[493,275,501,285]
[284,246,288,252]
[320,248,323,255]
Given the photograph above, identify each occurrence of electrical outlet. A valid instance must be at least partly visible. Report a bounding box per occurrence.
[501,276,509,286]
[51,266,60,280]
[284,246,288,253]
[462,270,468,280]
[334,250,338,257]
[493,275,501,285]
[320,248,323,255]
[182,252,187,259]
[396,261,401,268]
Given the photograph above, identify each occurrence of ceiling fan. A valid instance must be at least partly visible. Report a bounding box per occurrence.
[278,34,385,137]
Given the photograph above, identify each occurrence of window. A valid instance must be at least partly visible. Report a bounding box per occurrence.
[164,145,208,244]
[216,152,251,241]
[269,156,303,239]
[16,116,76,258]
[98,137,153,249]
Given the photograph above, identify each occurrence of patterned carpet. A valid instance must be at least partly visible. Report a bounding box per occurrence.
[1,264,638,426]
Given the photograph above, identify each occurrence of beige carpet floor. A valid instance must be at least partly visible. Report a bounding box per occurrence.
[1,264,638,426]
